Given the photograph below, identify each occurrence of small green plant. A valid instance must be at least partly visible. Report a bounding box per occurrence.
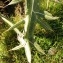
[0,0,59,63]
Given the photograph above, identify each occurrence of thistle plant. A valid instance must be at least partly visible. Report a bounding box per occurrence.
[0,0,59,63]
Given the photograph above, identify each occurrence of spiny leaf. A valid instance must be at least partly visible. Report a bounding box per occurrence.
[5,20,24,32]
[17,34,31,63]
[44,11,52,16]
[5,0,22,7]
[1,14,31,63]
[9,44,23,51]
[33,11,59,20]
[34,42,45,55]
[8,0,22,5]
[45,15,59,20]
[24,41,31,63]
[44,11,59,20]
[37,18,53,32]
[0,15,23,35]
[24,15,29,33]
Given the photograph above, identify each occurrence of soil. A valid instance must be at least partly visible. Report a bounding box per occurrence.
[0,0,24,16]
[0,0,24,24]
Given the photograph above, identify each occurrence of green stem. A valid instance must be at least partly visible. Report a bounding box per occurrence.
[24,0,36,41]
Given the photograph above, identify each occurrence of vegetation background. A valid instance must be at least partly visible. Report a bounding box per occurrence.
[0,0,63,63]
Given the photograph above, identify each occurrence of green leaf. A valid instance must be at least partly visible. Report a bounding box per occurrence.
[44,11,52,16]
[17,34,31,63]
[24,41,31,63]
[33,11,59,20]
[44,11,59,20]
[37,18,53,32]
[45,15,59,20]
[5,20,24,32]
[0,15,23,35]
[6,0,22,6]
[9,44,23,51]
[34,42,45,54]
